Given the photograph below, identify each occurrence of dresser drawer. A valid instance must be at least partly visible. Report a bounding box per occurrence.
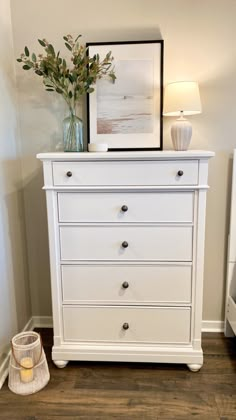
[58,191,194,223]
[59,225,193,261]
[53,160,198,186]
[61,264,192,304]
[63,306,191,344]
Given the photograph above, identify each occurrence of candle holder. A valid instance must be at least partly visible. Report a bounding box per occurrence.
[8,331,50,395]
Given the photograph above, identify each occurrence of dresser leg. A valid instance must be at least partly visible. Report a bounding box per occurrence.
[53,360,68,368]
[187,363,202,372]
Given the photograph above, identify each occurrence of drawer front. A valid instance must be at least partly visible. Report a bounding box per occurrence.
[61,265,192,304]
[59,225,193,261]
[53,160,198,186]
[63,306,191,344]
[58,191,194,223]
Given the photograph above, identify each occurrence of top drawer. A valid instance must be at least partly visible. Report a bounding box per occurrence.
[52,160,199,186]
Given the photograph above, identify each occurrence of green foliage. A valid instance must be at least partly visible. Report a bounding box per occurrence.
[17,34,116,112]
[24,46,29,57]
[38,39,46,47]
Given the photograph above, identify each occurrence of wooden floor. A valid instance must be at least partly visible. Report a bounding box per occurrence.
[0,329,236,419]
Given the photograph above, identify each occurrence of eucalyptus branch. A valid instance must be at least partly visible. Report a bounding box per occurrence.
[17,34,116,112]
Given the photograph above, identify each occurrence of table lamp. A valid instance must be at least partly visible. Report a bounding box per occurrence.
[163,81,202,151]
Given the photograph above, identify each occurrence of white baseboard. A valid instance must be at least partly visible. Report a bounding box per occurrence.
[0,316,35,390]
[32,316,53,328]
[201,320,224,333]
[31,317,224,333]
[23,316,34,331]
[0,352,11,390]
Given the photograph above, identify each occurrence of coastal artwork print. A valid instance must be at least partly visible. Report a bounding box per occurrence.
[96,60,154,135]
[87,41,163,150]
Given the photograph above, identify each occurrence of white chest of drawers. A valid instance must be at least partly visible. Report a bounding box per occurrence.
[37,150,213,371]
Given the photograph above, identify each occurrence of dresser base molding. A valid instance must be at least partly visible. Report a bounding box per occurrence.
[53,359,202,372]
[52,343,203,367]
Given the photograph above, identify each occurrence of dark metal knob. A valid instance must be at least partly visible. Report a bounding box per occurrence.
[177,170,184,177]
[122,323,129,330]
[122,281,129,289]
[122,241,128,248]
[121,205,128,212]
[66,171,72,177]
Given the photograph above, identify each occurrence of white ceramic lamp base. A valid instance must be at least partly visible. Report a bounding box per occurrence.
[171,117,192,151]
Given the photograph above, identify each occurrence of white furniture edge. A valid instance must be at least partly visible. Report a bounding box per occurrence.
[37,150,215,161]
[225,149,236,336]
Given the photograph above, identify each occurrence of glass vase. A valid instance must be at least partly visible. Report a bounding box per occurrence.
[63,112,83,152]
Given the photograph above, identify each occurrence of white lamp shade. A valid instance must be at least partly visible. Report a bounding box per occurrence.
[163,81,202,116]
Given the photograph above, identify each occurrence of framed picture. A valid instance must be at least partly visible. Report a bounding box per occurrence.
[86,40,164,151]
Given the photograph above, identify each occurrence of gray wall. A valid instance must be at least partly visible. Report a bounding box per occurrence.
[10,0,236,321]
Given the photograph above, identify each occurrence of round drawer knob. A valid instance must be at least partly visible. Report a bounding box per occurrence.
[122,241,129,248]
[66,171,72,177]
[121,205,128,212]
[122,281,129,289]
[177,170,184,177]
[122,323,129,330]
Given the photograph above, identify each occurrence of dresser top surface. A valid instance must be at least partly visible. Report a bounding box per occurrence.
[37,150,214,161]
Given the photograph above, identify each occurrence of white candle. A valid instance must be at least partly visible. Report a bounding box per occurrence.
[20,357,33,383]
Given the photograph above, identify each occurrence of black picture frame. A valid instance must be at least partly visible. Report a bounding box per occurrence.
[86,40,164,151]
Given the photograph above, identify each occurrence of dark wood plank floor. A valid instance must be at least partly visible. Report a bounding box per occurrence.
[0,329,236,419]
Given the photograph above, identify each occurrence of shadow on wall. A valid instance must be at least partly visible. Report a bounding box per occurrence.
[4,179,31,331]
[21,165,52,317]
[0,158,31,364]
[83,26,163,44]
